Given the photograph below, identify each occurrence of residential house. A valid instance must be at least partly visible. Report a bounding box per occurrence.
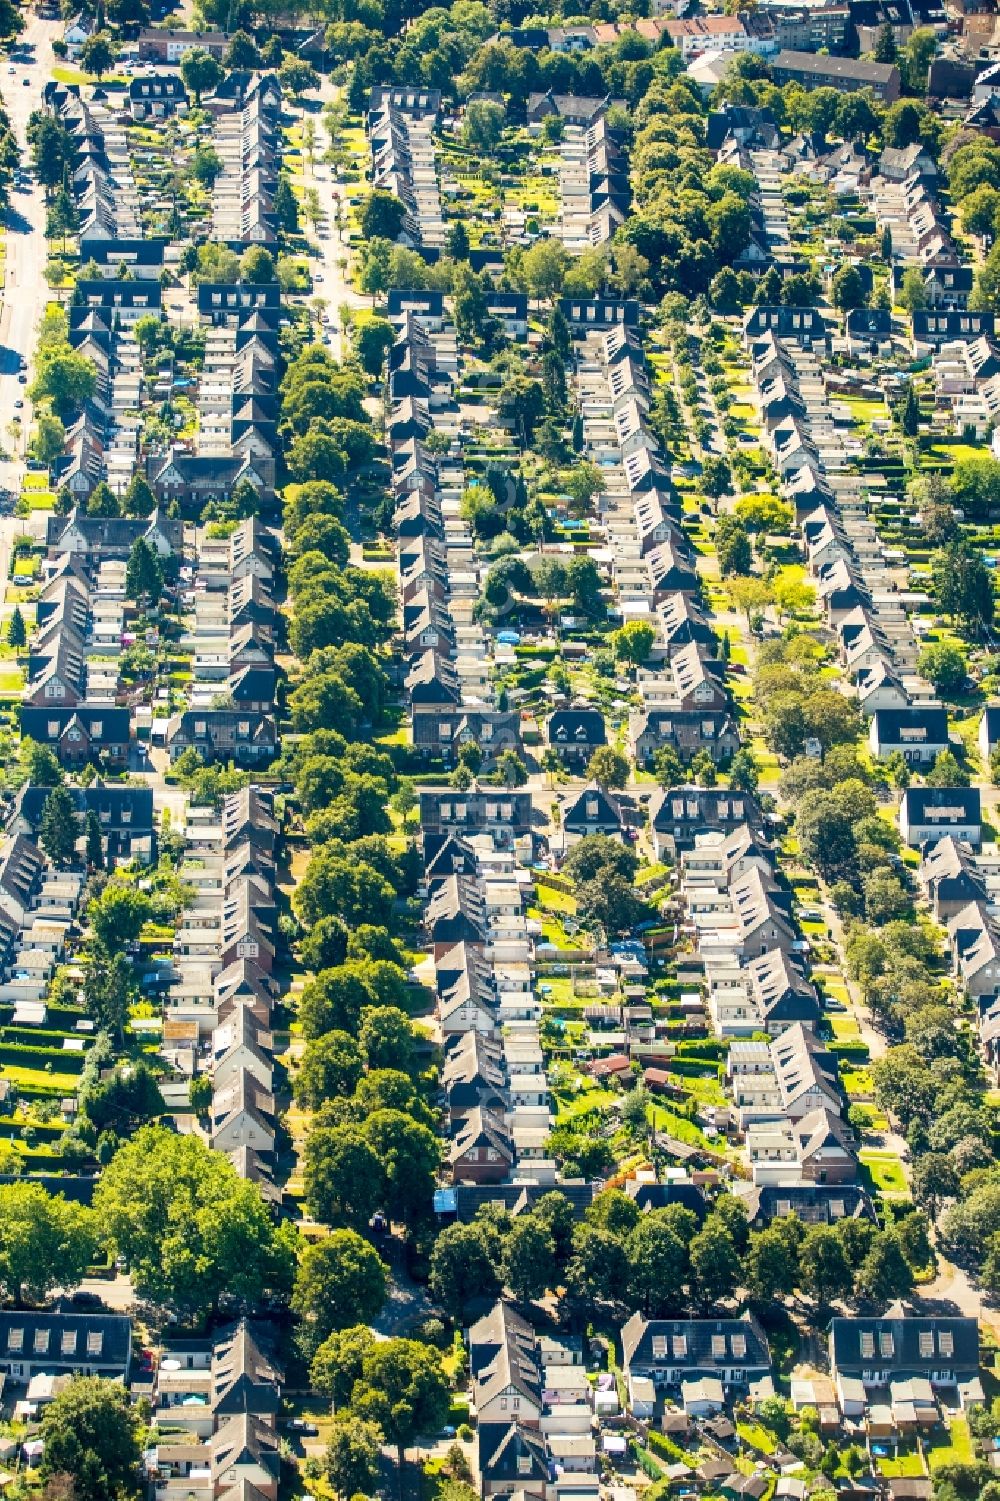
[868,707,950,765]
[745,1107,857,1186]
[8,783,154,865]
[979,703,1000,763]
[899,786,982,848]
[19,705,131,768]
[479,1423,548,1499]
[0,1312,132,1384]
[736,1182,874,1228]
[545,708,607,770]
[912,310,996,348]
[137,26,227,59]
[165,710,278,765]
[829,1316,979,1390]
[419,786,534,844]
[621,1313,771,1391]
[128,74,188,118]
[650,786,762,857]
[770,49,901,99]
[559,781,627,839]
[919,836,987,922]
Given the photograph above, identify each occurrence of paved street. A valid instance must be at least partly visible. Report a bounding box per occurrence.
[0,17,61,497]
[288,91,366,363]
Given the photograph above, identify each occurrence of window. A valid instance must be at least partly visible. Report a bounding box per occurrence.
[194,721,206,737]
[90,722,102,739]
[918,1331,934,1357]
[33,1330,49,1354]
[879,1332,894,1359]
[61,1330,77,1356]
[48,722,60,738]
[652,1335,668,1358]
[938,1331,954,1358]
[860,1332,875,1358]
[672,1335,687,1358]
[87,1332,103,1356]
[7,1329,23,1352]
[238,721,250,737]
[711,1335,726,1359]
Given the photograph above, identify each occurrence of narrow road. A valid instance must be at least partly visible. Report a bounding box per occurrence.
[289,90,366,363]
[0,16,62,496]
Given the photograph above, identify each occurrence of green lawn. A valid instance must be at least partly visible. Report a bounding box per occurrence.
[829,1014,861,1040]
[1,1065,81,1092]
[552,1083,617,1121]
[736,1421,778,1454]
[841,1066,873,1097]
[534,882,577,915]
[927,443,991,465]
[927,1419,973,1471]
[877,1451,925,1479]
[860,1150,908,1196]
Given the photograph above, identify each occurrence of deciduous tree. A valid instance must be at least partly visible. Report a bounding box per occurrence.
[292,1231,387,1355]
[39,1377,139,1501]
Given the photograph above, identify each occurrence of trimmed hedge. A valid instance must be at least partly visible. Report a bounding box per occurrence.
[668,1058,718,1078]
[0,1043,86,1073]
[829,1040,871,1060]
[0,1028,92,1050]
[0,1119,64,1142]
[675,1039,724,1060]
[0,1004,86,1031]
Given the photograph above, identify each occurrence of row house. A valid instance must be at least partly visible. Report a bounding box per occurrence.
[745,1106,857,1187]
[9,782,154,868]
[919,834,989,923]
[149,1320,282,1501]
[621,1311,772,1403]
[727,1023,841,1130]
[166,789,280,1043]
[471,1302,607,1497]
[45,87,142,241]
[0,832,83,999]
[168,789,283,1204]
[650,787,763,858]
[369,86,444,248]
[210,80,282,246]
[706,946,821,1038]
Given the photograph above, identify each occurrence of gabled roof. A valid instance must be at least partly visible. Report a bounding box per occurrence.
[560,779,625,833]
[622,1312,770,1372]
[450,1106,513,1168]
[479,1422,548,1480]
[211,1319,282,1416]
[830,1315,978,1372]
